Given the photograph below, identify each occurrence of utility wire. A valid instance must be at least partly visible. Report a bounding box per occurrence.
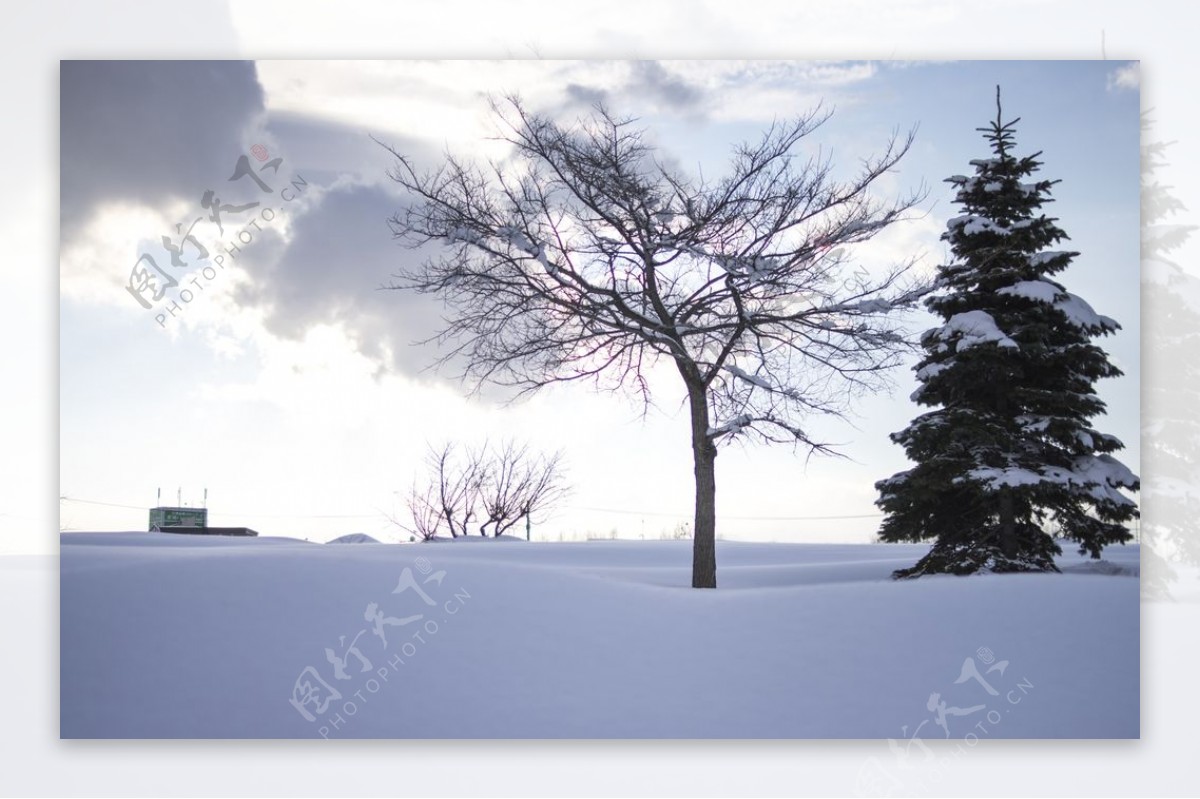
[59,496,378,519]
[567,506,883,521]
[60,495,881,523]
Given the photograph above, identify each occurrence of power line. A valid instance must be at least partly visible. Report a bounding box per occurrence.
[60,495,882,524]
[59,496,143,510]
[207,510,380,520]
[59,496,378,519]
[565,505,883,522]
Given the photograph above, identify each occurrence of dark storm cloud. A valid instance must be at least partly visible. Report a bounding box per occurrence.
[563,82,610,108]
[220,111,471,382]
[60,60,265,240]
[264,110,408,187]
[629,61,704,111]
[234,179,463,381]
[557,61,706,117]
[58,55,461,383]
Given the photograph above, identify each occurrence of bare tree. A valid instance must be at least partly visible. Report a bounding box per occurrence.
[384,98,929,587]
[478,441,568,539]
[404,479,446,542]
[404,440,567,540]
[402,442,483,539]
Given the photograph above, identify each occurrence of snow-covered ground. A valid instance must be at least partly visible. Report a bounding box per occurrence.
[59,532,1139,739]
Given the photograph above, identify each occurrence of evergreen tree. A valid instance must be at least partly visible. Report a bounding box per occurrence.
[1141,113,1200,597]
[877,89,1139,578]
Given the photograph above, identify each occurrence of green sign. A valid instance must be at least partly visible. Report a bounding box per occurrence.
[149,507,208,529]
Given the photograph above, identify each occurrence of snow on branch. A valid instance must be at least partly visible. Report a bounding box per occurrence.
[447,226,484,246]
[947,214,1010,237]
[1027,250,1072,267]
[946,175,1043,196]
[496,224,537,255]
[814,296,895,315]
[723,363,773,391]
[997,279,1119,332]
[966,453,1138,507]
[707,413,753,440]
[928,309,1018,352]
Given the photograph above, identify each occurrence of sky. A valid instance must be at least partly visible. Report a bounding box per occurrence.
[56,59,1141,546]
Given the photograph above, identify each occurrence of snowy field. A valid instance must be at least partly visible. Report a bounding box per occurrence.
[59,532,1139,739]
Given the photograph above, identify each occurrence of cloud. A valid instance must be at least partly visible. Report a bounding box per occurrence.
[629,61,705,111]
[59,71,460,381]
[216,109,474,382]
[1107,62,1139,92]
[231,178,463,381]
[265,110,404,185]
[553,60,879,123]
[60,61,266,242]
[60,61,887,389]
[227,62,886,388]
[555,61,706,121]
[563,82,609,108]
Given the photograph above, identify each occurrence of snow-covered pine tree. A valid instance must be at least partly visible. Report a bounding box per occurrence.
[1141,113,1200,597]
[877,88,1139,578]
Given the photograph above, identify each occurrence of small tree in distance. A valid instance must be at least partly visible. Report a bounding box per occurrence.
[384,97,930,587]
[404,441,568,541]
[877,89,1139,577]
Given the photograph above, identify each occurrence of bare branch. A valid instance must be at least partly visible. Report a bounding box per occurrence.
[404,439,568,539]
[382,96,930,585]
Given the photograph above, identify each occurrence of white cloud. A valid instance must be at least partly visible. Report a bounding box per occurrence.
[1107,61,1139,92]
[60,201,187,308]
[253,60,882,151]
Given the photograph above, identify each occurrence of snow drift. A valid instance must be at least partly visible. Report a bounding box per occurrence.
[59,532,1138,738]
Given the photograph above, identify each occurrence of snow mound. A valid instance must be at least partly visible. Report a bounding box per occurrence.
[60,536,1138,739]
[1060,559,1139,577]
[327,533,381,544]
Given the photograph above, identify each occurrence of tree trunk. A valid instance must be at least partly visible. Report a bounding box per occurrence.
[994,380,1016,559]
[999,487,1016,559]
[687,381,717,588]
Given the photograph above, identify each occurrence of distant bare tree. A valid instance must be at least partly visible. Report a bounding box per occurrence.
[404,479,447,542]
[383,97,928,586]
[403,441,567,540]
[478,441,568,538]
[435,442,484,538]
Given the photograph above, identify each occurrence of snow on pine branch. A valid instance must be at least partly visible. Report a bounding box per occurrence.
[997,279,1118,332]
[929,309,1018,352]
[967,453,1138,507]
[1015,415,1125,449]
[1027,251,1072,267]
[946,175,1042,196]
[946,214,1011,237]
[914,361,949,381]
